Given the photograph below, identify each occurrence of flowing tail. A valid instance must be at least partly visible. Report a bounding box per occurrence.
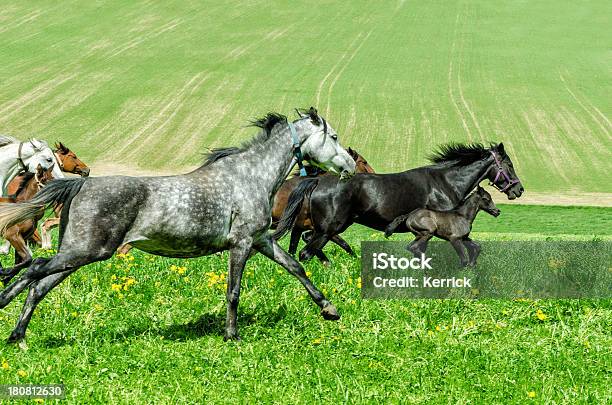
[272,178,318,240]
[384,209,419,238]
[0,178,87,243]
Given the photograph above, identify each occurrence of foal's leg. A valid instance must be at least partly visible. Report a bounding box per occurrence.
[224,239,252,341]
[462,238,481,267]
[255,236,339,320]
[449,238,468,267]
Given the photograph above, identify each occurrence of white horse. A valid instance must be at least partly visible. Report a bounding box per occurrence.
[0,136,64,195]
[0,136,64,255]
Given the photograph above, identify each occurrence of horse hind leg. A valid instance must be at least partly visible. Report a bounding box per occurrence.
[0,240,11,255]
[0,231,33,286]
[331,235,354,256]
[288,227,302,255]
[7,267,76,343]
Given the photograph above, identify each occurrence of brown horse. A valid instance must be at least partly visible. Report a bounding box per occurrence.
[0,165,54,284]
[271,147,374,265]
[0,142,89,254]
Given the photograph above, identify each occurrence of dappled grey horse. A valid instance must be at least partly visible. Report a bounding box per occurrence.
[0,107,356,343]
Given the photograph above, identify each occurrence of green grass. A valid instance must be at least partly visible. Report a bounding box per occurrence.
[0,205,610,403]
[0,0,610,193]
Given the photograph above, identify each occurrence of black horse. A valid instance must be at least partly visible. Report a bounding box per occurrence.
[274,142,524,261]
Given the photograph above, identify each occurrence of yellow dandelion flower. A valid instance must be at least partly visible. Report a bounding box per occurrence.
[111,284,122,292]
[71,311,78,317]
[34,399,44,404]
[1,359,9,370]
[17,369,27,377]
[312,337,323,345]
[118,293,124,299]
[527,391,536,398]
[535,309,547,321]
[183,277,190,283]
[94,304,103,311]
[435,325,442,332]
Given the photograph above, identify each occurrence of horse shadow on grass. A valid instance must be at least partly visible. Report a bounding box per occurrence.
[40,305,288,348]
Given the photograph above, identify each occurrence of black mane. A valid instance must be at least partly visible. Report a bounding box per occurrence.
[428,143,491,166]
[202,112,288,167]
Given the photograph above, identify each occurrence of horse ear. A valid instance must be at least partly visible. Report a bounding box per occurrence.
[497,142,505,155]
[308,107,321,124]
[59,142,68,152]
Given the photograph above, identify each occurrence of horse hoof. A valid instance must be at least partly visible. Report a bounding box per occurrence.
[223,333,241,342]
[6,332,25,345]
[321,304,340,321]
[299,251,313,262]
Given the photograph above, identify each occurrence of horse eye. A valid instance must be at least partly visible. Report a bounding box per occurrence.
[331,134,338,140]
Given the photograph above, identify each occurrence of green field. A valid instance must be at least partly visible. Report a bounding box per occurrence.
[0,0,610,194]
[0,206,610,403]
[1,1,611,403]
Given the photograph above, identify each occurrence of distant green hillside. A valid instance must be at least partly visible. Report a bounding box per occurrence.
[0,1,609,193]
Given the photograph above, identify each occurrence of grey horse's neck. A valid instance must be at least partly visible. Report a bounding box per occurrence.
[193,121,304,202]
[456,193,481,222]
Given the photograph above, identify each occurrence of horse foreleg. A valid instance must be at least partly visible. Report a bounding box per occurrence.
[224,239,252,341]
[254,236,339,320]
[462,238,481,267]
[40,217,60,249]
[450,238,468,267]
[330,235,354,256]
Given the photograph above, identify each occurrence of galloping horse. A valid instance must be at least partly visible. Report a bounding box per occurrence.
[271,147,374,264]
[0,142,90,254]
[0,136,62,195]
[275,143,524,262]
[0,107,356,343]
[0,165,54,284]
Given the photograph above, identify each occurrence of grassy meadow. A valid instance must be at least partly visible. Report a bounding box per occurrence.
[0,0,610,194]
[0,0,611,403]
[0,205,610,403]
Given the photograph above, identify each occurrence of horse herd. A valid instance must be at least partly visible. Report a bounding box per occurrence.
[0,107,523,342]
